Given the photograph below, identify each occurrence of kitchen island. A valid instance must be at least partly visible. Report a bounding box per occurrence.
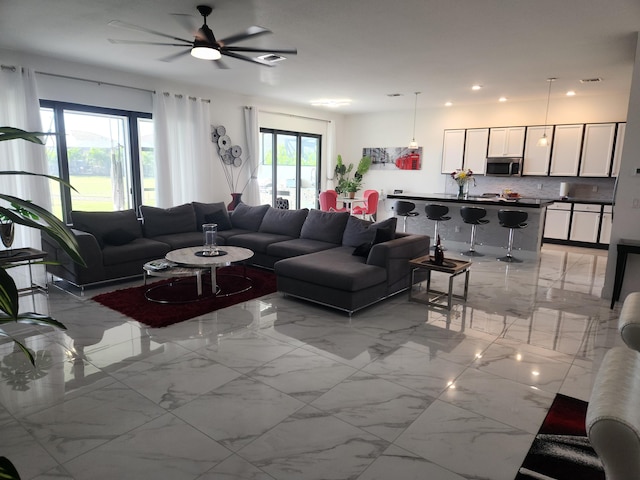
[386,193,553,260]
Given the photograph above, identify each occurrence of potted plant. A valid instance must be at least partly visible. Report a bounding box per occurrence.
[0,126,85,479]
[334,154,371,197]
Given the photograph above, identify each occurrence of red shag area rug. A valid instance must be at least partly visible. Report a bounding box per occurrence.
[93,265,277,328]
[515,393,604,480]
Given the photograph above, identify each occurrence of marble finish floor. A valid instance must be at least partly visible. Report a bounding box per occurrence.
[0,245,623,479]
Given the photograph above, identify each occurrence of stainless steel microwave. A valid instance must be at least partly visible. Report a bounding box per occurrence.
[485,157,522,176]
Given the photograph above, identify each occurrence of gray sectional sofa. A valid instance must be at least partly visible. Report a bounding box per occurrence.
[42,201,429,314]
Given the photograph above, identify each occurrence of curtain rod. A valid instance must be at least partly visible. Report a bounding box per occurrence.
[260,109,331,124]
[2,64,154,94]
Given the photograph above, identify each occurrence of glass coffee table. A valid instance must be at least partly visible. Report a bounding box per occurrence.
[143,246,254,303]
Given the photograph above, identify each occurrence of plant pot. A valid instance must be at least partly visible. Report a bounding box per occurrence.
[0,222,14,248]
[348,192,355,199]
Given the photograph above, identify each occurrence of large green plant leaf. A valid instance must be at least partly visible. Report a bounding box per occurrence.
[0,268,18,319]
[0,195,85,266]
[0,455,21,480]
[0,126,46,144]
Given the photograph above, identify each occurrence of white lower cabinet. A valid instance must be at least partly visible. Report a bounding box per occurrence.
[544,203,571,240]
[569,204,601,243]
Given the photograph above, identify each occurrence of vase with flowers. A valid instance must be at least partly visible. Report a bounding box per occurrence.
[451,168,475,198]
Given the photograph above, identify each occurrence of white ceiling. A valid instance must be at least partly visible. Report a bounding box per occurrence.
[1,0,639,113]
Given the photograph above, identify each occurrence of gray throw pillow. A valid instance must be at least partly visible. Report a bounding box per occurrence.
[352,218,398,257]
[140,203,197,237]
[204,210,232,231]
[230,203,270,231]
[343,216,397,247]
[300,209,350,244]
[71,209,142,248]
[192,201,229,231]
[259,207,309,237]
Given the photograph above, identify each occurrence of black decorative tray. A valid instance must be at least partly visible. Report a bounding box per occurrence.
[195,250,227,257]
[422,257,457,268]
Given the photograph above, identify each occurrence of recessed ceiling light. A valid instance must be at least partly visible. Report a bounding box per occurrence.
[310,98,352,108]
[566,90,576,96]
[471,84,482,91]
[445,101,453,107]
[498,97,507,102]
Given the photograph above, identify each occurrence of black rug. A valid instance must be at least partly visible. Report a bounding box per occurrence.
[515,394,604,480]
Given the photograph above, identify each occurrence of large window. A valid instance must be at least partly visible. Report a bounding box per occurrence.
[40,101,154,221]
[259,129,320,209]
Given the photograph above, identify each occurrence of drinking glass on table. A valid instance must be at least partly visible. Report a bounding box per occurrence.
[202,223,218,256]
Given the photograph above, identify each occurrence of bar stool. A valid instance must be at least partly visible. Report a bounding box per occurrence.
[425,204,451,248]
[460,206,489,256]
[497,210,528,262]
[393,201,419,232]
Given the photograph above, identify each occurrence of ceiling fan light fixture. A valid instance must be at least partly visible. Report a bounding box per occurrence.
[191,46,221,60]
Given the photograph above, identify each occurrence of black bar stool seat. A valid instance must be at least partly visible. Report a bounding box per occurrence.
[497,210,528,262]
[460,206,489,256]
[425,204,451,248]
[393,201,419,232]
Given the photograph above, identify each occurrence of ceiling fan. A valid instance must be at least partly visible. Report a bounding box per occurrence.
[108,4,297,69]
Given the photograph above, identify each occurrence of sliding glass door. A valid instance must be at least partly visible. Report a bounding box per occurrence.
[259,129,320,209]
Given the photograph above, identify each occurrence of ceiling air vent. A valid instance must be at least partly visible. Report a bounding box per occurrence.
[580,78,603,83]
[257,54,286,63]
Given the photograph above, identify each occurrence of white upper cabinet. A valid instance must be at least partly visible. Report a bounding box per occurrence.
[442,129,465,174]
[463,128,489,174]
[488,127,525,157]
[550,124,584,176]
[523,126,553,175]
[611,122,626,177]
[579,123,616,177]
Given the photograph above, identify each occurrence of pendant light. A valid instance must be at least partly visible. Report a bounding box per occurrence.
[409,91,420,150]
[537,78,556,147]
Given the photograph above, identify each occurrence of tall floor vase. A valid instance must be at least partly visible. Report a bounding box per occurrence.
[227,193,243,211]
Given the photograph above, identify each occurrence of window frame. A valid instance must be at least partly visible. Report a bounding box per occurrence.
[40,100,151,222]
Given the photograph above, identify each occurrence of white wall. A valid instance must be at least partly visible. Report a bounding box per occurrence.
[340,94,629,199]
[603,33,640,301]
[0,48,344,203]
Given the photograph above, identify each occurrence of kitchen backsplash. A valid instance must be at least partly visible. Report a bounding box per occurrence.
[446,175,615,202]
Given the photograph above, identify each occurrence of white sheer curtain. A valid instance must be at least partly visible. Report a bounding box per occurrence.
[326,120,336,190]
[242,106,260,205]
[152,92,215,207]
[0,66,49,249]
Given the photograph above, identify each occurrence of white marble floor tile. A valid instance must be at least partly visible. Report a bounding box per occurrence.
[356,445,466,480]
[62,413,231,480]
[362,346,467,398]
[172,376,304,452]
[238,405,388,480]
[118,351,243,410]
[247,347,358,403]
[0,419,60,479]
[311,372,434,442]
[394,400,534,480]
[196,454,276,480]
[442,367,555,433]
[22,381,167,463]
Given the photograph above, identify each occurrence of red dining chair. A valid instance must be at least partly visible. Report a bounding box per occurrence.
[319,191,347,212]
[352,190,379,220]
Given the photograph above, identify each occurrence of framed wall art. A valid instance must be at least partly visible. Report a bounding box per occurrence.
[363,147,422,170]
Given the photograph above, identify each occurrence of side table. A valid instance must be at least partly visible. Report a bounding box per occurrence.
[409,255,472,310]
[610,239,640,309]
[0,247,48,295]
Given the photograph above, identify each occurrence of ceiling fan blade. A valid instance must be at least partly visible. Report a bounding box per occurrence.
[170,13,200,38]
[108,39,191,47]
[108,20,193,44]
[218,26,271,46]
[221,50,275,67]
[212,59,230,69]
[158,49,192,63]
[224,46,298,55]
